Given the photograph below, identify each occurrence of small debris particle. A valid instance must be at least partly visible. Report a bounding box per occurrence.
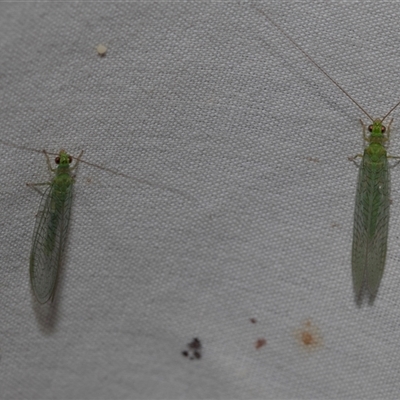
[250,318,257,324]
[96,44,107,56]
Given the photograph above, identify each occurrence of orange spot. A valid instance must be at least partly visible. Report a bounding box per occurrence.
[301,331,314,346]
[295,320,322,352]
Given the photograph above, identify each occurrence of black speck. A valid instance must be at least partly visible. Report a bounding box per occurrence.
[182,337,202,360]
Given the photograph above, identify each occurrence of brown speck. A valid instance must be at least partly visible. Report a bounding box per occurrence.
[250,318,257,324]
[306,157,319,163]
[255,338,266,349]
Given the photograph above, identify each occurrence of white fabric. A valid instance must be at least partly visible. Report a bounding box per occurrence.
[2,1,400,399]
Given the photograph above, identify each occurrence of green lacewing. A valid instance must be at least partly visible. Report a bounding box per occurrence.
[0,138,192,304]
[24,148,190,304]
[255,7,400,295]
[28,150,83,304]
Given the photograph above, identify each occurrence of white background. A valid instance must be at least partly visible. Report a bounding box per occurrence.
[2,1,400,399]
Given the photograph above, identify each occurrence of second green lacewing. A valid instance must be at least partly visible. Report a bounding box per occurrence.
[255,7,400,296]
[351,119,400,295]
[28,150,83,304]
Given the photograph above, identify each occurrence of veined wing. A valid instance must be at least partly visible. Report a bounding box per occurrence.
[352,153,389,296]
[29,183,72,304]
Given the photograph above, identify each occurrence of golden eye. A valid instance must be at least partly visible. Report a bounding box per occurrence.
[381,126,386,133]
[368,125,373,132]
[68,156,72,163]
[55,157,60,164]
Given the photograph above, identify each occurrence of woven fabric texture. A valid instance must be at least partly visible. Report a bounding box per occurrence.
[2,2,400,399]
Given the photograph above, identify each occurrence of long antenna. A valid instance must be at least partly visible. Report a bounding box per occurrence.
[382,99,400,122]
[254,7,376,122]
[0,139,193,200]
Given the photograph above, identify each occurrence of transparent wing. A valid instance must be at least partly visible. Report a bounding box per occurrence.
[352,161,368,295]
[352,154,389,296]
[365,156,390,295]
[29,183,72,304]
